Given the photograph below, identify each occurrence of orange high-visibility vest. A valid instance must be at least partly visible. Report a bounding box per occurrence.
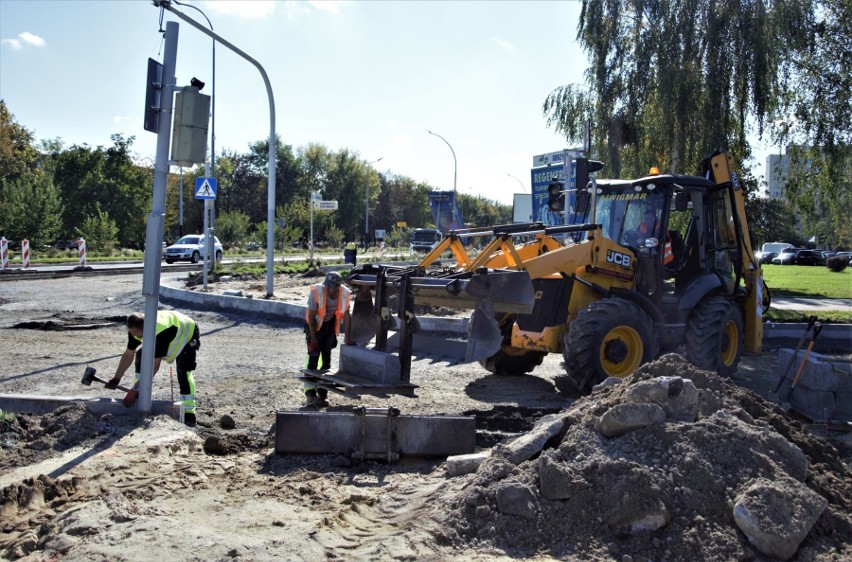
[305,283,351,334]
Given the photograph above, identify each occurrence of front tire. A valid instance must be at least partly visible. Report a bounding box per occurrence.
[685,297,743,377]
[558,298,659,395]
[215,250,223,262]
[165,259,174,264]
[191,251,201,264]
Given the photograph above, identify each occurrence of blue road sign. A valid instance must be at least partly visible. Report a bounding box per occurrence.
[195,177,217,200]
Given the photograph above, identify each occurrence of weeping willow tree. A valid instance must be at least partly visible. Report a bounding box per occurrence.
[543,0,814,178]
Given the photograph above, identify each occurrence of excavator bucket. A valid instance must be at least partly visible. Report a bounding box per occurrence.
[465,297,503,362]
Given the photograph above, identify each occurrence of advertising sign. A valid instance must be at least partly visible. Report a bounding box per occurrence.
[530,163,575,226]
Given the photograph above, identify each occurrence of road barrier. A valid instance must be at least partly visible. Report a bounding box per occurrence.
[0,237,7,269]
[78,238,86,267]
[21,239,30,269]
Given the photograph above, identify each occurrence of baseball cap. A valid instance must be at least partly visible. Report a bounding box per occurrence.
[323,271,343,287]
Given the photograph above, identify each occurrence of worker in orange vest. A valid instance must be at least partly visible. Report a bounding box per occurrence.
[303,271,352,406]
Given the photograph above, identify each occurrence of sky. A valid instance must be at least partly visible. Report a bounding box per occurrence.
[0,0,774,207]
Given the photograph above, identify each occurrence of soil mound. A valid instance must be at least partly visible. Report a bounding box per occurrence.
[437,354,852,561]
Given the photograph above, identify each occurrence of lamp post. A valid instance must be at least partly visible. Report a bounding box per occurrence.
[177,1,216,287]
[427,129,458,227]
[364,157,383,248]
[507,173,525,191]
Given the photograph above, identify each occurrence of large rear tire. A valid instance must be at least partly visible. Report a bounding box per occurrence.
[685,297,743,377]
[558,298,659,395]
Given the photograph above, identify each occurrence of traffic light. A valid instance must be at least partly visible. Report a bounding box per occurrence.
[575,158,605,194]
[547,178,565,212]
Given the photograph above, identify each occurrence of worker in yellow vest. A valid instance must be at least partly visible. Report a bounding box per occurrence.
[107,310,200,427]
[304,271,352,406]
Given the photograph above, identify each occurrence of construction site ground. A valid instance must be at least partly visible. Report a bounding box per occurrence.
[1,272,850,561]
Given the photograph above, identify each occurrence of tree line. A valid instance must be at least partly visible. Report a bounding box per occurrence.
[0,100,511,253]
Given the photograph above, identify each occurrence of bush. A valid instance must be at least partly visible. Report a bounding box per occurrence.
[826,256,849,272]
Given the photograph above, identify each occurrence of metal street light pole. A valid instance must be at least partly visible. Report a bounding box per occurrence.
[173,0,216,286]
[364,157,383,247]
[427,129,458,226]
[507,173,525,191]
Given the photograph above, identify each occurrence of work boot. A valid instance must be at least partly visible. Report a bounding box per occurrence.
[305,390,320,406]
[184,412,197,428]
[317,389,328,406]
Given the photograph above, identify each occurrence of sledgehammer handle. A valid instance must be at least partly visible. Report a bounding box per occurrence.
[93,373,133,393]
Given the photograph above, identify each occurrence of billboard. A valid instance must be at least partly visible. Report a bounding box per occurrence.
[531,163,574,226]
[428,190,464,232]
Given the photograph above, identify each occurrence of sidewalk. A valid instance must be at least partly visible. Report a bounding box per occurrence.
[770,297,852,311]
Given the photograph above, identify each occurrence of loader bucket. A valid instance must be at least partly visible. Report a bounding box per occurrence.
[465,297,503,362]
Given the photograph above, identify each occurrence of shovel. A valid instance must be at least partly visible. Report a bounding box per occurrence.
[781,322,822,412]
[81,366,132,393]
[773,315,817,393]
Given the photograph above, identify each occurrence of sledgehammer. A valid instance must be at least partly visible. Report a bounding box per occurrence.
[81,366,131,392]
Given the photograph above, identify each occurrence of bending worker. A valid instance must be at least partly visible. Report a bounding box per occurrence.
[107,310,201,427]
[304,271,352,406]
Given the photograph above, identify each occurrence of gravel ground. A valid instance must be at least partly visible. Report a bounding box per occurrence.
[1,273,850,561]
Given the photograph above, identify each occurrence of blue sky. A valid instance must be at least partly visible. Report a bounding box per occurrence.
[1,0,772,206]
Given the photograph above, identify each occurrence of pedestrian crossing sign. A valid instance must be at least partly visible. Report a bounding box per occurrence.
[195,177,217,200]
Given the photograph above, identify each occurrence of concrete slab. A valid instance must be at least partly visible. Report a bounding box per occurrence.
[0,393,182,419]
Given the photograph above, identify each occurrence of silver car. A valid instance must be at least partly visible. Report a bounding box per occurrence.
[164,235,223,264]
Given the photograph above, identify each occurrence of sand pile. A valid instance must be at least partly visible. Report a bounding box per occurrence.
[437,354,852,561]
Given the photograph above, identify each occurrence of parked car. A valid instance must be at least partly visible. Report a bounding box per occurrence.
[771,247,801,265]
[163,235,223,264]
[757,242,794,265]
[835,251,852,265]
[793,249,824,266]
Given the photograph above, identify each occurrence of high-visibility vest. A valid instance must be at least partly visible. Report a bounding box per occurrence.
[131,310,196,363]
[305,283,351,334]
[663,241,674,265]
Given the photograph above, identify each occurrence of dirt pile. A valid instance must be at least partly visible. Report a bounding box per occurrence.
[436,354,852,561]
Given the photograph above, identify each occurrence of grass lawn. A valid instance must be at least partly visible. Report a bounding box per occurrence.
[762,264,852,299]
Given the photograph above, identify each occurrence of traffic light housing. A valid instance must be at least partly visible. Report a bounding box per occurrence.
[547,178,565,212]
[575,158,604,193]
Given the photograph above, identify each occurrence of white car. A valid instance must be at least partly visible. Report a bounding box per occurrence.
[164,235,223,264]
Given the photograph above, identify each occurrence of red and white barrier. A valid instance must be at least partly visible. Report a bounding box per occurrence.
[78,238,86,267]
[21,239,30,268]
[0,237,8,269]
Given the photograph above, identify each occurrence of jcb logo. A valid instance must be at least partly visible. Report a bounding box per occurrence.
[606,250,632,268]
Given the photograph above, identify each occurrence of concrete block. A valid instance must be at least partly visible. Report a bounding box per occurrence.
[834,392,852,420]
[0,394,182,419]
[788,388,836,422]
[777,349,852,392]
[339,345,401,384]
[446,452,490,476]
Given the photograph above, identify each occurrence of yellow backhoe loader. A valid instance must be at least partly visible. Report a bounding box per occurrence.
[344,149,769,395]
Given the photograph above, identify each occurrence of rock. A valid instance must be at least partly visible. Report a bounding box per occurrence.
[493,417,564,464]
[495,482,538,520]
[220,414,236,430]
[446,452,490,476]
[625,376,699,421]
[538,450,587,500]
[595,402,666,437]
[733,477,828,560]
[203,436,228,455]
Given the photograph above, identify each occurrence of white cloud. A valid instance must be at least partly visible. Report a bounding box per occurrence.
[201,1,276,19]
[385,120,399,129]
[1,32,46,50]
[1,39,21,50]
[19,32,45,47]
[491,35,514,51]
[392,132,411,147]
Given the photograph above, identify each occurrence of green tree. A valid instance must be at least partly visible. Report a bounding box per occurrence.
[543,0,813,177]
[0,170,63,245]
[215,210,251,246]
[77,203,119,254]
[0,100,40,188]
